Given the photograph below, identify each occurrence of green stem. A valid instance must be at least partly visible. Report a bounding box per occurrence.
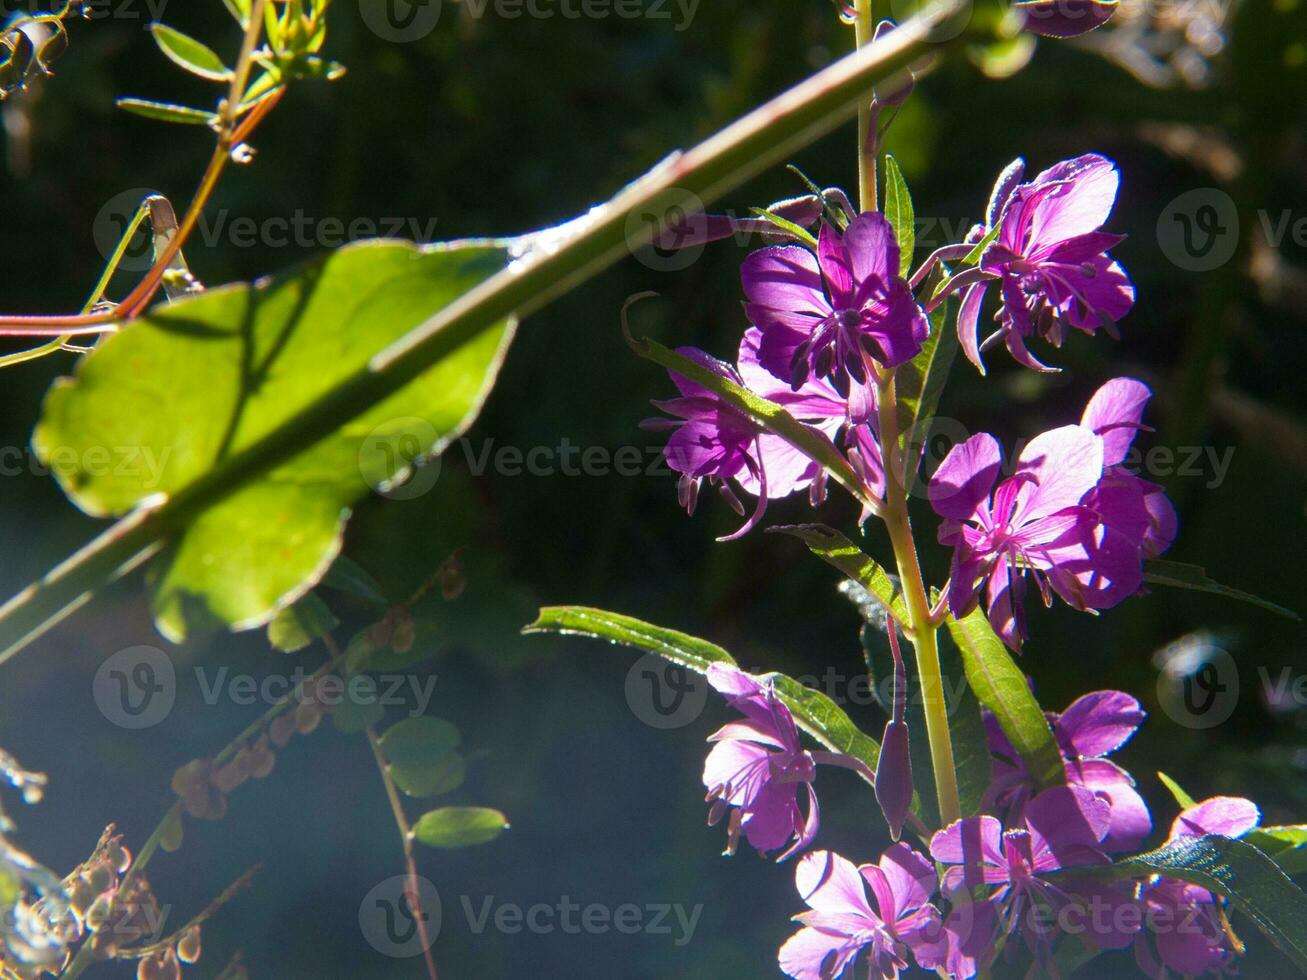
[853,0,878,213]
[876,372,961,826]
[0,0,969,663]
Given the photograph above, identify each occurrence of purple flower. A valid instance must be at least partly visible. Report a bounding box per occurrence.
[778,845,944,980]
[986,690,1153,852]
[929,424,1142,650]
[930,787,1113,969]
[1013,0,1120,38]
[644,335,843,539]
[1133,796,1260,978]
[959,154,1134,372]
[741,213,929,420]
[1079,377,1178,560]
[702,665,863,861]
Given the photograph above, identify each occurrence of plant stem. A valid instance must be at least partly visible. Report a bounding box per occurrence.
[853,0,878,213]
[0,0,971,662]
[366,727,440,980]
[876,372,961,826]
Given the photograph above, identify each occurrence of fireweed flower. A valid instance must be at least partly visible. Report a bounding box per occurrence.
[985,690,1152,852]
[1134,796,1260,978]
[741,213,929,421]
[644,338,843,539]
[1079,377,1178,560]
[701,664,866,861]
[929,424,1142,650]
[930,786,1113,971]
[778,846,944,980]
[958,154,1134,372]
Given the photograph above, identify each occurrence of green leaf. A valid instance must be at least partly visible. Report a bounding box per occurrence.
[1157,770,1197,810]
[1143,559,1300,620]
[524,606,886,784]
[266,591,339,652]
[625,335,876,512]
[35,240,516,642]
[748,207,818,248]
[392,751,467,799]
[882,155,914,278]
[769,525,908,622]
[412,806,509,849]
[321,556,388,605]
[331,683,385,734]
[150,24,232,82]
[945,607,1063,788]
[221,0,252,27]
[959,224,1000,268]
[1247,826,1307,876]
[1076,835,1307,971]
[895,301,958,492]
[378,717,460,770]
[524,606,735,673]
[116,98,217,126]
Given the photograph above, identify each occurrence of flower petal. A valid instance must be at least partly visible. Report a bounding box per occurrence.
[930,433,1002,522]
[1055,690,1145,757]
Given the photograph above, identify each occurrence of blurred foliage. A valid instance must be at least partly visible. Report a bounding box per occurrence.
[0,0,1304,976]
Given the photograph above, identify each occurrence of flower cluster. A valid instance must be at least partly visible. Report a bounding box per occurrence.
[647,152,1173,647]
[701,665,1256,979]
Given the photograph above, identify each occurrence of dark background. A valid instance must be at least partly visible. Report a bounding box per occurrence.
[1,0,1305,976]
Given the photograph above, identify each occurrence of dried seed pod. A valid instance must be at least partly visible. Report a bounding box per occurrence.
[211,757,248,794]
[85,863,113,896]
[85,894,112,933]
[160,811,184,853]
[244,735,276,779]
[177,924,202,964]
[390,614,416,653]
[269,712,297,748]
[294,701,322,735]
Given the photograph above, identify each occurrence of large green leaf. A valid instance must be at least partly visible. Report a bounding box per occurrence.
[35,240,515,641]
[1075,835,1307,972]
[1143,559,1299,620]
[945,607,1063,789]
[524,606,885,780]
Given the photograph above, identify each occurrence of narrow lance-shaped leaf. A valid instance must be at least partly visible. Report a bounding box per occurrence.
[769,524,908,622]
[524,606,887,783]
[626,334,877,513]
[1144,559,1300,620]
[149,24,232,82]
[116,98,216,126]
[896,300,958,494]
[945,607,1063,788]
[1067,835,1307,972]
[882,154,914,277]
